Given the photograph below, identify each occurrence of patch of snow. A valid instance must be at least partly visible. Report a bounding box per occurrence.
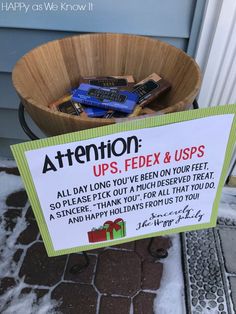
[0,216,27,276]
[0,172,23,207]
[0,172,27,276]
[221,187,236,204]
[154,234,185,314]
[218,187,236,219]
[218,202,236,219]
[202,310,218,314]
[0,158,16,168]
[0,172,26,276]
[0,280,59,314]
[0,170,60,313]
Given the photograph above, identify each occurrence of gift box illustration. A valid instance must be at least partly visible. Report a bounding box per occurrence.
[88,218,126,243]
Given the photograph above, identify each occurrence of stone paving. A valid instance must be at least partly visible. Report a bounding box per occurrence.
[182,216,236,314]
[0,167,171,314]
[2,165,236,314]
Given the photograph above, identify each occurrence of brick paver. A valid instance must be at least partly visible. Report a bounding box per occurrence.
[25,206,36,220]
[95,250,141,296]
[6,190,28,207]
[4,208,22,231]
[0,277,16,295]
[19,242,67,286]
[13,249,24,263]
[141,261,163,290]
[64,253,97,284]
[133,291,156,314]
[99,296,131,314]
[17,219,39,244]
[52,283,98,314]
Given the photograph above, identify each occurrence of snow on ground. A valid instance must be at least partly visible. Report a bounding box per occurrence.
[218,187,236,219]
[1,281,58,314]
[154,234,186,314]
[0,158,18,168]
[0,171,23,208]
[0,171,26,276]
[0,159,59,314]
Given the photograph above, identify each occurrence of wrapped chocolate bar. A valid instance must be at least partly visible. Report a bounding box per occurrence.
[48,95,71,111]
[48,95,88,118]
[132,73,171,107]
[58,101,83,116]
[72,84,138,114]
[80,75,135,90]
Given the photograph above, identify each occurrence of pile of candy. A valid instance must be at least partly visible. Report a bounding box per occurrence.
[48,73,171,119]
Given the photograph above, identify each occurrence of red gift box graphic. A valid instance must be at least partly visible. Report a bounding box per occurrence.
[88,218,126,243]
[87,229,107,243]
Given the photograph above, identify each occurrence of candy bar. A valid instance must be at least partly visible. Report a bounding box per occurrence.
[48,95,87,117]
[58,101,83,116]
[72,84,138,113]
[80,75,135,89]
[132,73,171,107]
[48,95,71,111]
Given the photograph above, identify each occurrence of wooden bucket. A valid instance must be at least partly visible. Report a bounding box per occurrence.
[12,33,201,136]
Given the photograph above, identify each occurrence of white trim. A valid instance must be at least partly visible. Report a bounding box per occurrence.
[195,0,236,108]
[195,0,223,73]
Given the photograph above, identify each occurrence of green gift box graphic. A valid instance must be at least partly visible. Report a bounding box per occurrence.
[103,218,126,240]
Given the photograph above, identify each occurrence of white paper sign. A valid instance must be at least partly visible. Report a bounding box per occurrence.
[24,114,234,251]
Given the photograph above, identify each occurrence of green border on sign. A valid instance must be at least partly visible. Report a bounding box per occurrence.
[11,104,236,256]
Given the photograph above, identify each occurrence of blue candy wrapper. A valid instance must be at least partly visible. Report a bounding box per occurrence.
[83,106,108,117]
[72,84,138,113]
